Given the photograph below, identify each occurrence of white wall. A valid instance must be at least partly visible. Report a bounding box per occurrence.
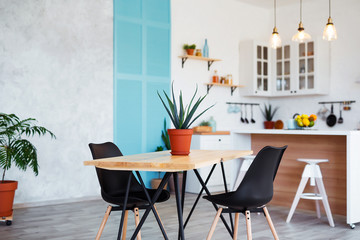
[0,0,113,204]
[270,0,360,130]
[171,0,271,131]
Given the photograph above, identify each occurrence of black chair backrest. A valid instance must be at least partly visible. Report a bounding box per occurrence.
[88,142,142,197]
[233,145,287,207]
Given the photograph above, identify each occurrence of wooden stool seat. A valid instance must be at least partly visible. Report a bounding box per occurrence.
[286,158,335,227]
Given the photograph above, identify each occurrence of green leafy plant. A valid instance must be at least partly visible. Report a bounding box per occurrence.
[161,118,171,150]
[158,84,214,129]
[0,113,56,182]
[183,44,196,50]
[199,120,211,126]
[155,146,164,152]
[260,104,279,121]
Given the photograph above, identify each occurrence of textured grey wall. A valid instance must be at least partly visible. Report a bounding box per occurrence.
[0,0,113,204]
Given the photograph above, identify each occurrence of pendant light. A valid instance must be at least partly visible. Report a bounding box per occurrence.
[323,0,337,41]
[292,0,311,42]
[270,0,281,49]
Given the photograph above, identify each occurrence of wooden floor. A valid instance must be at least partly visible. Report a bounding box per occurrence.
[1,193,359,240]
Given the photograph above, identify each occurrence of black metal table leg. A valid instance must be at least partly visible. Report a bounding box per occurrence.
[221,161,234,233]
[174,172,185,240]
[135,171,169,240]
[178,171,187,240]
[184,164,217,228]
[130,172,171,240]
[117,173,132,240]
[193,169,233,238]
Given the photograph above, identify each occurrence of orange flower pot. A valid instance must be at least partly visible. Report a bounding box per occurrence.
[186,49,195,55]
[168,129,193,156]
[0,181,18,217]
[264,121,275,129]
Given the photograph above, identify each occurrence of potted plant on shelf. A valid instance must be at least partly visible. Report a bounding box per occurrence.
[0,113,55,224]
[260,104,279,129]
[158,84,214,155]
[183,44,196,56]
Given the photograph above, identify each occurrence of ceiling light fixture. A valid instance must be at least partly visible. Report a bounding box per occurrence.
[270,0,281,49]
[323,0,337,41]
[292,0,311,42]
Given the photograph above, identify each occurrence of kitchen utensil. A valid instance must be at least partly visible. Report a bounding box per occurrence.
[235,104,240,113]
[240,104,245,123]
[326,104,337,127]
[343,101,351,111]
[227,104,233,113]
[317,104,329,121]
[251,105,255,123]
[244,105,249,124]
[338,103,343,124]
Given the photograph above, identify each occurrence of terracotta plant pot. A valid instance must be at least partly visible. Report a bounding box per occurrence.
[186,49,195,55]
[264,121,275,129]
[168,129,193,155]
[151,178,168,190]
[0,181,18,217]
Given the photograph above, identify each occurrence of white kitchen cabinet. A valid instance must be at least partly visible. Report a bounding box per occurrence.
[185,134,233,193]
[241,39,329,97]
[239,40,271,96]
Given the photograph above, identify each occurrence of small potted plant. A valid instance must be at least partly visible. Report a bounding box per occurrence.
[158,83,214,155]
[0,113,55,224]
[260,104,279,129]
[183,44,196,56]
[193,120,212,133]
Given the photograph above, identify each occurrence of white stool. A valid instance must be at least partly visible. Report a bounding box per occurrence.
[233,155,256,190]
[286,158,335,227]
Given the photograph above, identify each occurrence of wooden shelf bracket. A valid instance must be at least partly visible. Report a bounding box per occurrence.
[207,60,215,71]
[181,57,188,68]
[230,86,237,96]
[206,84,214,94]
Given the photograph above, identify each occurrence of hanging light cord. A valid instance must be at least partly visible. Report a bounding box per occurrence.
[329,0,331,18]
[300,0,303,22]
[274,0,277,27]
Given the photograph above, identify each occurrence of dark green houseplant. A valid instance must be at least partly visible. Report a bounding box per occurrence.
[158,84,214,155]
[0,113,55,221]
[260,104,279,129]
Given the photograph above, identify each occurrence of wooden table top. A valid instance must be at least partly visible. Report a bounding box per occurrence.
[84,149,253,172]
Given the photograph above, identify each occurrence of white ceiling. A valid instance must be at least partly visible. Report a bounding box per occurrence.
[236,0,315,9]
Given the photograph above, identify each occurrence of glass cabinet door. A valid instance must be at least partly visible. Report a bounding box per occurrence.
[275,44,291,93]
[298,41,315,90]
[256,45,269,93]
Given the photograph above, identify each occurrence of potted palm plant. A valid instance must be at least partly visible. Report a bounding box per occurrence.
[158,84,214,155]
[260,104,279,129]
[0,113,55,223]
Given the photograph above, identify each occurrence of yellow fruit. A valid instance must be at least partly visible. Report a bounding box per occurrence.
[303,118,310,127]
[297,119,304,127]
[301,114,309,119]
[309,121,315,127]
[310,114,317,121]
[296,115,301,120]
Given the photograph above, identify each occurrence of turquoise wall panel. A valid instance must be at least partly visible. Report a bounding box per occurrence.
[114,0,170,187]
[145,82,170,153]
[146,27,170,77]
[115,20,142,75]
[144,0,170,23]
[116,0,141,19]
[114,80,142,155]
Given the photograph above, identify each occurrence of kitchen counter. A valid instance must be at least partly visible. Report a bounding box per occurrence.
[232,129,360,227]
[233,129,360,136]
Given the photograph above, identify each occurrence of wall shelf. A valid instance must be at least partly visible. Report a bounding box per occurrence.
[179,55,221,71]
[205,83,245,96]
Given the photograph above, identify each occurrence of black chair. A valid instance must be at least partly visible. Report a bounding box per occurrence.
[204,146,287,240]
[89,142,170,240]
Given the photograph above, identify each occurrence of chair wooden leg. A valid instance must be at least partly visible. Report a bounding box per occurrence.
[207,207,223,240]
[95,205,112,240]
[134,208,142,240]
[122,210,129,240]
[245,210,252,240]
[263,207,279,240]
[233,212,240,240]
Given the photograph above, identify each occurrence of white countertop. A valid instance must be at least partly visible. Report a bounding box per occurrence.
[232,129,360,136]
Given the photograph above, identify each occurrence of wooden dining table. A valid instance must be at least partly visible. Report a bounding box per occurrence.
[84,149,252,240]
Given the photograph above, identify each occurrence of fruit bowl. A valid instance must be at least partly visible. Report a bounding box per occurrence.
[295,114,317,128]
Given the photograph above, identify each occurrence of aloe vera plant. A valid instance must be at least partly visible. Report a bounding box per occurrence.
[260,104,279,121]
[158,84,214,129]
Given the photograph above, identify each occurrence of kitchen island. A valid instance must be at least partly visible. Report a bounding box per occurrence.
[232,129,360,228]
